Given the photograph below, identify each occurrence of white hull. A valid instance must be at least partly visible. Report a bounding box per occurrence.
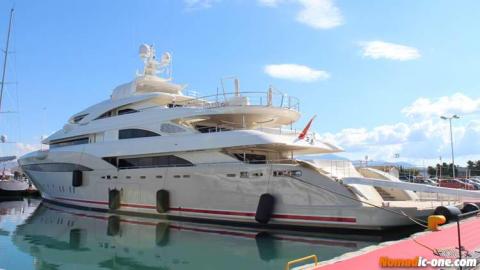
[0,179,29,195]
[20,155,450,230]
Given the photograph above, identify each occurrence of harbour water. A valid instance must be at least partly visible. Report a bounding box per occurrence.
[0,198,420,270]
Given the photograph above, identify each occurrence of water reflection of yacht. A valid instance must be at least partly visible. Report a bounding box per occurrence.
[12,202,381,270]
[18,44,453,230]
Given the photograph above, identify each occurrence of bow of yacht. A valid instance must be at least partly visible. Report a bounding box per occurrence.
[18,45,461,230]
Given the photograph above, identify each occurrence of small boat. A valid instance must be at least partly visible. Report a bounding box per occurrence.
[0,156,30,196]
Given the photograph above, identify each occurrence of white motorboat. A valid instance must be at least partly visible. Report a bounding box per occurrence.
[18,44,462,230]
[0,156,30,196]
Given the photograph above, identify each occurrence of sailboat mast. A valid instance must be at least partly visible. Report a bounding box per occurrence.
[0,8,14,112]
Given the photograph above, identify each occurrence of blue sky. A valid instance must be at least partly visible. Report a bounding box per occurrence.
[0,0,479,166]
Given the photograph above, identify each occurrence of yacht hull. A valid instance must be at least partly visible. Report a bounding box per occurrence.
[19,159,445,231]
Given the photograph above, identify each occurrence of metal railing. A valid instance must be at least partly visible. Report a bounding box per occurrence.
[285,255,318,270]
[173,91,300,112]
[452,208,480,269]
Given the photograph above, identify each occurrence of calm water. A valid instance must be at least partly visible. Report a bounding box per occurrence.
[0,198,419,270]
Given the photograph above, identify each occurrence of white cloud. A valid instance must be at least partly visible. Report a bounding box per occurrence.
[184,0,219,10]
[318,93,480,166]
[296,0,343,29]
[359,41,421,61]
[15,143,41,156]
[402,93,480,119]
[259,0,343,29]
[264,64,330,82]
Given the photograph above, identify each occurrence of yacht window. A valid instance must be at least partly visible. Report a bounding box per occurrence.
[160,123,186,133]
[22,163,93,172]
[195,125,231,133]
[103,157,118,167]
[240,171,249,178]
[118,108,139,115]
[72,114,88,124]
[233,154,266,164]
[167,103,183,108]
[252,172,264,177]
[96,110,113,120]
[119,129,160,140]
[117,155,194,169]
[50,137,89,148]
[226,174,236,177]
[290,170,302,177]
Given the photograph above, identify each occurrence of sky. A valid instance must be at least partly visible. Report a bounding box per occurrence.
[0,0,479,166]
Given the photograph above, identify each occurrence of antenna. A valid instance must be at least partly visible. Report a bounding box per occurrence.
[0,8,14,113]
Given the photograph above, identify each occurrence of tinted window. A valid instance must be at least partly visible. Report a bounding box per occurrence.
[118,155,193,169]
[233,153,266,164]
[118,108,139,115]
[119,129,160,140]
[50,137,89,148]
[103,157,117,167]
[72,114,88,123]
[96,110,113,120]
[22,163,92,172]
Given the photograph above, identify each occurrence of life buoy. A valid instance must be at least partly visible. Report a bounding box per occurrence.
[255,193,275,224]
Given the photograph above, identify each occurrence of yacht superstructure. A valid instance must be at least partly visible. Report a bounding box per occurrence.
[19,45,456,230]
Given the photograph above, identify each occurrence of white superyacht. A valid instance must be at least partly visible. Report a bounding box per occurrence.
[19,45,458,230]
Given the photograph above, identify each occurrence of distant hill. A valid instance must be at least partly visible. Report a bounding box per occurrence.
[297,154,350,161]
[297,154,416,168]
[0,160,19,169]
[351,160,416,168]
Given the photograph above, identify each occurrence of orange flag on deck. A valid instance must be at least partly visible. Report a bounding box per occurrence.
[298,115,316,140]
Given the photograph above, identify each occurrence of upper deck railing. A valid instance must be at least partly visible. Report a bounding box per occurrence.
[177,90,300,112]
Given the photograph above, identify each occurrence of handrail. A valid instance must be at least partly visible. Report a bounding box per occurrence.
[173,91,300,111]
[285,255,318,270]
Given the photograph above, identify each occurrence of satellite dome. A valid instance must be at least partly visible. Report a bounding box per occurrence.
[139,44,152,58]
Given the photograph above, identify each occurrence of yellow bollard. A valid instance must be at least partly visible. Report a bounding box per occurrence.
[427,215,446,231]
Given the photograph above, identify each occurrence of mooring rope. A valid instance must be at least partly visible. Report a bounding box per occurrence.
[287,175,429,228]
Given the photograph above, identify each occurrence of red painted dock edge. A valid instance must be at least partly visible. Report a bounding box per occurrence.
[312,215,480,270]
